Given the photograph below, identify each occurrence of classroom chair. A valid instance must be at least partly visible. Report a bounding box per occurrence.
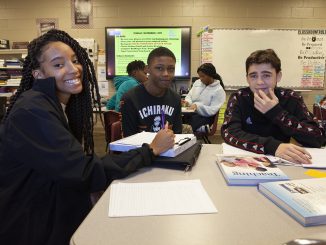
[194,111,219,144]
[0,97,6,121]
[110,121,122,142]
[103,110,122,152]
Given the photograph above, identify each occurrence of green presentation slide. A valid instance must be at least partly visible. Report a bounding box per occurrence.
[114,28,182,75]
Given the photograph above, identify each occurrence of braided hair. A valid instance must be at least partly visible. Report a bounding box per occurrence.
[4,29,101,155]
[197,63,225,89]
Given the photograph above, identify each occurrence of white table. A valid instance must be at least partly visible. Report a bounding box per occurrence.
[70,144,326,245]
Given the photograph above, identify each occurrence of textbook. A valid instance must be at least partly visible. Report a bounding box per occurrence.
[109,132,197,157]
[258,178,326,226]
[216,155,289,186]
[222,143,300,166]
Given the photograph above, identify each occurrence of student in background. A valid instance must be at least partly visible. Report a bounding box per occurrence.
[120,46,183,137]
[222,49,325,165]
[106,60,148,112]
[0,30,175,245]
[319,95,326,108]
[183,63,226,133]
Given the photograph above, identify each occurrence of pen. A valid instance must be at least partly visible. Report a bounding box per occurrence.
[176,137,191,146]
[161,109,165,129]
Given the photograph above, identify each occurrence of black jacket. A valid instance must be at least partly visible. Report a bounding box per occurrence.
[0,78,154,245]
[221,87,325,155]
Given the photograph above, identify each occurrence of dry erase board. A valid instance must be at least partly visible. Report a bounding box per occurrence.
[201,29,326,89]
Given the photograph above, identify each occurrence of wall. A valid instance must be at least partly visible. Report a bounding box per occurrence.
[1,0,326,108]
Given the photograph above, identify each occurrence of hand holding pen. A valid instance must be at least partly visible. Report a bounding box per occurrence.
[161,109,165,129]
[275,143,312,165]
[150,122,175,156]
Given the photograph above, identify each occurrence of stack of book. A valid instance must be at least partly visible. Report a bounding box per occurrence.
[0,70,9,85]
[217,143,326,227]
[4,59,22,68]
[258,178,326,226]
[6,79,20,86]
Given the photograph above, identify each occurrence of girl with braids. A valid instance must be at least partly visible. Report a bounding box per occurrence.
[0,29,175,245]
[183,63,226,133]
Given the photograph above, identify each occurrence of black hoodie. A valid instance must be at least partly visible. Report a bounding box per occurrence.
[0,77,154,245]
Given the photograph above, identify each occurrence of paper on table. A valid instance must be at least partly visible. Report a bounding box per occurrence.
[222,143,261,157]
[303,148,326,169]
[108,179,217,217]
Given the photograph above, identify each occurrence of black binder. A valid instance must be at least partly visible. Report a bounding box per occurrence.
[152,142,202,171]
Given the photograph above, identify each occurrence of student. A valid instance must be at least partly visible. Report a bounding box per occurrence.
[120,46,183,137]
[0,30,175,245]
[183,63,226,132]
[319,95,326,108]
[106,60,148,112]
[221,49,325,165]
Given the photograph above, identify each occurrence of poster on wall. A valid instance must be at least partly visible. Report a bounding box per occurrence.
[201,29,326,89]
[71,0,93,29]
[36,18,58,36]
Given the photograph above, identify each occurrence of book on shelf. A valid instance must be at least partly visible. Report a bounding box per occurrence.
[0,70,9,80]
[0,92,13,97]
[0,39,9,49]
[216,155,289,186]
[12,41,29,49]
[258,178,326,226]
[4,59,22,68]
[109,131,197,157]
[6,79,20,86]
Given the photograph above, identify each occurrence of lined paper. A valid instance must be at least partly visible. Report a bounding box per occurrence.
[108,179,217,217]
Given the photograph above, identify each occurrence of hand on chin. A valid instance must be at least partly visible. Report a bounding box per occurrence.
[257,88,272,99]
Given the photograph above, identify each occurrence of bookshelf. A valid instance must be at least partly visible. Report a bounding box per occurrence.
[0,49,26,112]
[0,49,27,58]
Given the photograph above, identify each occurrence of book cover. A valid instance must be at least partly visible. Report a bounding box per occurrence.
[109,132,197,157]
[258,178,326,226]
[216,155,289,186]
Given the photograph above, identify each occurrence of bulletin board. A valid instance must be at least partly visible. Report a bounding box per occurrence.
[201,29,326,89]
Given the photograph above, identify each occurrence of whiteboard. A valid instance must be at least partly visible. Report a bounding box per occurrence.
[201,29,326,89]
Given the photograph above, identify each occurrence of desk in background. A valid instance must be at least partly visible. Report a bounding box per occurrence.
[70,145,326,245]
[93,106,108,113]
[181,107,195,113]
